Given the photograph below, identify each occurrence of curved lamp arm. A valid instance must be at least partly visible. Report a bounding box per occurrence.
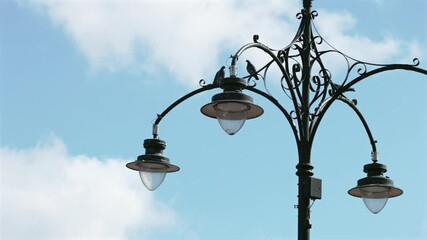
[309,64,427,150]
[246,86,301,153]
[337,97,377,155]
[127,82,221,192]
[229,42,306,140]
[152,83,218,138]
[231,42,299,105]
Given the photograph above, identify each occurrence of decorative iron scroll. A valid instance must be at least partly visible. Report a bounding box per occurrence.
[226,9,425,143]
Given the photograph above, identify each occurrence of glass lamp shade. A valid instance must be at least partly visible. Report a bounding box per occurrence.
[360,186,390,214]
[201,91,263,135]
[127,159,179,191]
[215,102,248,135]
[126,138,180,191]
[139,171,166,191]
[348,163,403,214]
[363,197,388,214]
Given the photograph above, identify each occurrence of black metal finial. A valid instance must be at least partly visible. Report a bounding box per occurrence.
[253,34,259,43]
[303,0,312,9]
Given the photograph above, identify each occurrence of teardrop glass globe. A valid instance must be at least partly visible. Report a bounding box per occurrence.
[215,102,248,135]
[217,118,246,135]
[362,197,388,214]
[361,186,390,214]
[139,171,166,191]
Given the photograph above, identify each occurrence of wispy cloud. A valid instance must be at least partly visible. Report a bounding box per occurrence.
[313,9,400,63]
[22,0,412,87]
[21,0,298,86]
[0,136,177,239]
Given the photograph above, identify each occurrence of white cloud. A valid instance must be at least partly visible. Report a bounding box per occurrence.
[313,10,400,63]
[21,0,410,87]
[22,0,299,87]
[0,136,177,239]
[406,40,425,63]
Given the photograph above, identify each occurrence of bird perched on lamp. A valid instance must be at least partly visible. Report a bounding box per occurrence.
[246,60,259,81]
[213,66,225,85]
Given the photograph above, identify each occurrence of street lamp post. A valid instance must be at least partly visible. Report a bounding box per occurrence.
[126,0,427,239]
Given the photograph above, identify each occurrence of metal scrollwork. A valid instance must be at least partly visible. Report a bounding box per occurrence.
[412,58,420,66]
[218,4,426,147]
[311,10,319,19]
[199,79,208,87]
[246,76,258,87]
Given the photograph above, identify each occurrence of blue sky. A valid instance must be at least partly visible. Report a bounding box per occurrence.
[1,0,426,239]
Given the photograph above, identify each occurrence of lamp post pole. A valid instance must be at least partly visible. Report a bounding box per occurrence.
[127,0,427,239]
[297,0,313,239]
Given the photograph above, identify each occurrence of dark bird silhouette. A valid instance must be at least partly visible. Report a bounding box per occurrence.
[213,66,225,85]
[246,60,259,80]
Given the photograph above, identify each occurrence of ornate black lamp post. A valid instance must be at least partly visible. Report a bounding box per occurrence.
[127,0,426,239]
